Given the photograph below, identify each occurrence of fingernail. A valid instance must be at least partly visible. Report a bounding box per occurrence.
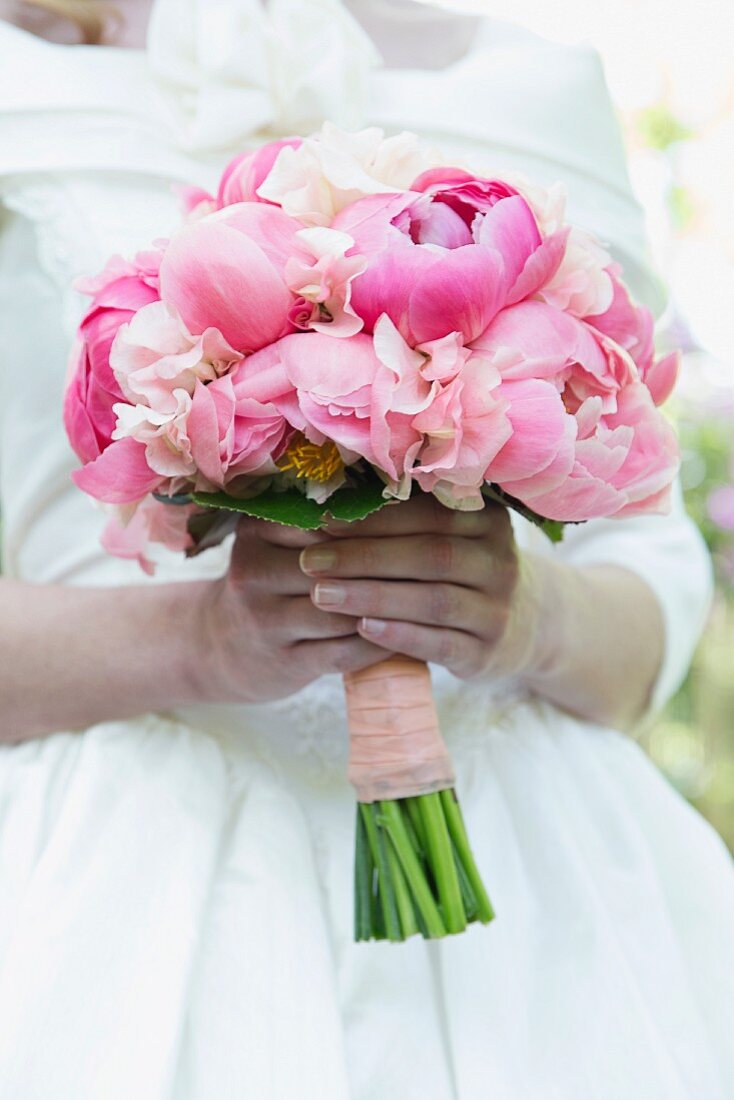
[313,583,346,608]
[300,547,337,574]
[361,617,386,636]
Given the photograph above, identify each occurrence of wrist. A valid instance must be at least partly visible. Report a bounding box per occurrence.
[149,579,224,707]
[489,552,559,684]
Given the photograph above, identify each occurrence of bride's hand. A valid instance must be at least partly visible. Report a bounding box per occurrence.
[300,496,543,682]
[195,516,390,705]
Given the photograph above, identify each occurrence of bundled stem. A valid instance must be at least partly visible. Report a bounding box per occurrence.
[354,789,494,943]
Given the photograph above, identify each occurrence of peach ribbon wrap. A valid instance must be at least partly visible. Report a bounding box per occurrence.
[344,656,456,803]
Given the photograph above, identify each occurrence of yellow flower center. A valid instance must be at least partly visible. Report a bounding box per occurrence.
[277,433,344,484]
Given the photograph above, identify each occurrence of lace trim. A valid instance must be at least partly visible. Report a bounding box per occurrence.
[174,671,529,786]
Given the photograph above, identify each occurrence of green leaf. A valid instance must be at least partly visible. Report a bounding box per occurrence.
[539,518,565,544]
[191,488,324,529]
[191,477,390,532]
[323,480,389,523]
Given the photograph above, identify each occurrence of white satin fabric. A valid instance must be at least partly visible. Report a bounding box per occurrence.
[1,6,733,1099]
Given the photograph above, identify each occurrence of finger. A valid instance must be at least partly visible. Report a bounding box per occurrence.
[310,579,493,636]
[323,495,506,540]
[271,596,360,643]
[299,533,495,587]
[230,542,312,596]
[236,515,327,549]
[356,617,485,679]
[291,635,393,677]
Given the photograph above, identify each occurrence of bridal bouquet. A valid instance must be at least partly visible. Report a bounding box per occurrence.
[64,124,680,942]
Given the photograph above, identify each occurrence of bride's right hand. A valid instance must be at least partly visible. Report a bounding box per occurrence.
[194,517,390,705]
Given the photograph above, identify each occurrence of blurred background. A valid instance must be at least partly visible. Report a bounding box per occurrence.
[462,0,734,846]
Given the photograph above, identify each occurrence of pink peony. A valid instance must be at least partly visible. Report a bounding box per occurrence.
[537,225,614,317]
[334,193,509,346]
[186,372,290,488]
[101,497,196,576]
[409,355,511,508]
[584,263,680,406]
[243,327,426,487]
[64,251,162,465]
[335,174,568,347]
[475,302,678,520]
[72,435,164,505]
[256,123,439,226]
[474,300,637,415]
[158,203,308,354]
[217,139,303,208]
[409,166,571,306]
[110,300,242,413]
[284,227,367,337]
[111,388,196,480]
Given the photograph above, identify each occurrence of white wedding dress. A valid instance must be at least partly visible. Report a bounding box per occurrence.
[1,4,733,1098]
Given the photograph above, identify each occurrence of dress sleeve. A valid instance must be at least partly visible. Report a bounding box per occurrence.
[549,482,713,714]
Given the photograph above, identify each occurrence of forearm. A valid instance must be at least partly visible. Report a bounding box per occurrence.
[0,578,210,743]
[518,555,665,730]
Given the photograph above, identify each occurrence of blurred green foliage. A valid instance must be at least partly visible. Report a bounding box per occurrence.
[636,105,693,151]
[640,399,734,850]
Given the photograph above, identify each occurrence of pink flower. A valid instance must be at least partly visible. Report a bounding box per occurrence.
[256,123,438,226]
[174,184,216,221]
[410,167,520,230]
[284,227,367,337]
[217,139,303,208]
[474,300,637,414]
[603,383,680,516]
[101,497,195,576]
[537,225,614,317]
[112,388,196,479]
[244,327,424,485]
[410,355,511,508]
[110,300,242,413]
[474,302,679,520]
[335,193,510,345]
[64,251,162,465]
[584,263,653,367]
[158,203,307,354]
[186,373,290,488]
[486,378,577,499]
[584,263,680,406]
[72,436,164,505]
[409,166,571,305]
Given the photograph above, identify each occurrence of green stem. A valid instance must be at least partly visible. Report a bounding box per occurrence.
[440,788,495,924]
[419,792,467,934]
[451,836,479,922]
[360,803,402,941]
[378,800,447,939]
[403,796,429,853]
[382,827,419,940]
[354,805,374,941]
[399,800,426,863]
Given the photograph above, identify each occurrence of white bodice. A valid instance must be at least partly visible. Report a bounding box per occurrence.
[0,2,713,744]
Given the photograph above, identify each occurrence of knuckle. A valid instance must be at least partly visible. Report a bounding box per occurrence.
[437,628,458,667]
[429,583,457,626]
[430,536,455,578]
[358,539,380,575]
[361,581,385,617]
[330,639,357,674]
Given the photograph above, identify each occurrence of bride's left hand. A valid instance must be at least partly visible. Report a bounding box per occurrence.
[299,495,542,681]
